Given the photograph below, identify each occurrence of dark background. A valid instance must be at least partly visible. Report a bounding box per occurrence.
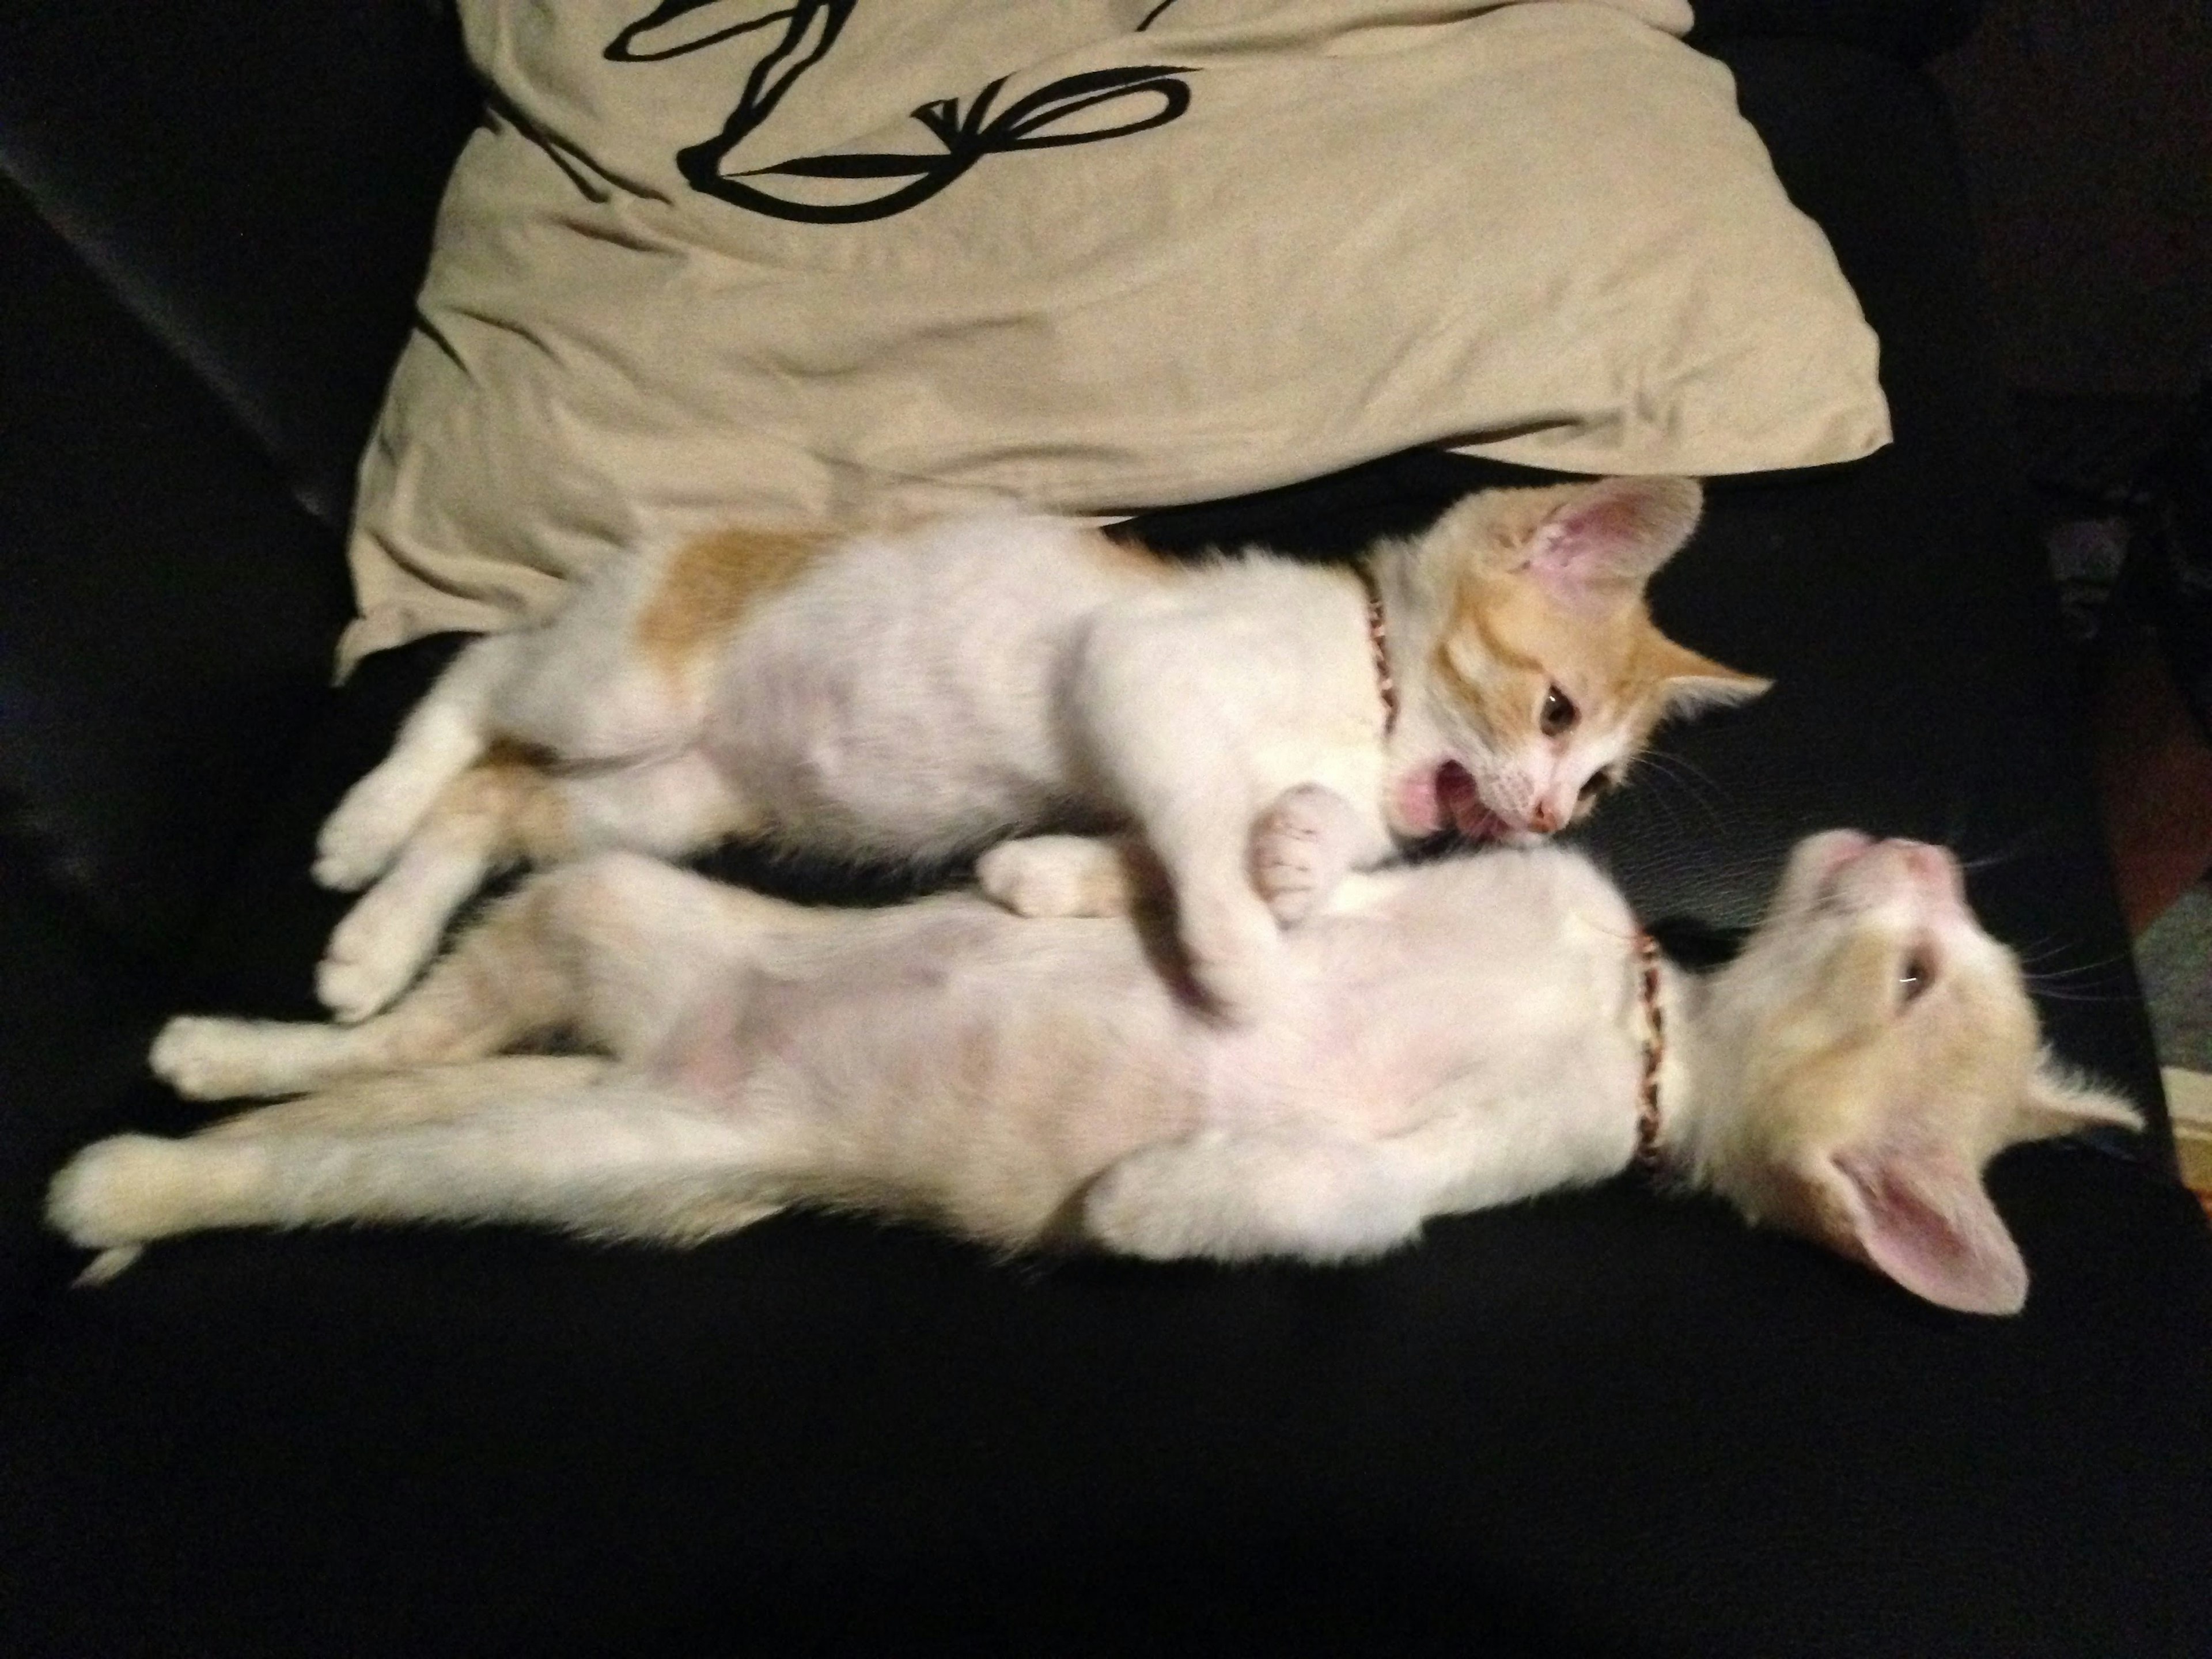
[1935,0,2212,1081]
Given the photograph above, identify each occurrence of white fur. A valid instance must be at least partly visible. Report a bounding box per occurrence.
[72,842,1642,1263]
[312,483,1747,1023]
[56,831,2136,1311]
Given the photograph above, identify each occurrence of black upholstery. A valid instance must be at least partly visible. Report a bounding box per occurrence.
[0,0,477,526]
[2,7,2207,1656]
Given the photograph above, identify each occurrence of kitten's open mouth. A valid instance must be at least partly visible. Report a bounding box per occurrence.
[1435,762,1506,841]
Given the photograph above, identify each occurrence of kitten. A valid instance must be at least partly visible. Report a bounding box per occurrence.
[312,478,1764,1023]
[56,828,2135,1314]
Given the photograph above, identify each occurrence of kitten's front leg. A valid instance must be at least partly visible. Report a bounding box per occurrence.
[1084,1128,1429,1263]
[1066,615,1293,1019]
[1113,778,1287,1018]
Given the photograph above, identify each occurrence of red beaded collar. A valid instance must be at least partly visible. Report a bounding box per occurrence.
[1351,562,1396,734]
[1633,930,1666,1173]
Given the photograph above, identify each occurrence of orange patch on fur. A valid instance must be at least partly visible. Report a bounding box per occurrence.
[1434,567,1652,733]
[1080,528,1181,586]
[634,527,832,673]
[431,739,573,862]
[1433,563,1759,757]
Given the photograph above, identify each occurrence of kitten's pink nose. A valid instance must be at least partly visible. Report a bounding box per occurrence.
[1889,839,1964,904]
[1527,801,1562,835]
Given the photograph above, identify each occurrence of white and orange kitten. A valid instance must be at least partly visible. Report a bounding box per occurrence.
[56,831,2133,1314]
[313,477,1764,1022]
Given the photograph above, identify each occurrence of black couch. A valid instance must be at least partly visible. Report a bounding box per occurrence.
[3,4,2209,1654]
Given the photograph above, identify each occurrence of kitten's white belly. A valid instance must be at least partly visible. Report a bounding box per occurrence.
[691,517,1391,863]
[667,851,1639,1239]
[699,524,1125,859]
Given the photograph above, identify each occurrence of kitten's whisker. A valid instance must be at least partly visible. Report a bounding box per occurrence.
[2016,940,2132,978]
[1952,819,2064,877]
[1631,752,1732,836]
[1639,768,1701,844]
[2021,985,2139,1006]
[2022,966,2135,993]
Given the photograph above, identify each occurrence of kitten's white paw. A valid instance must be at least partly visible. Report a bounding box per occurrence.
[977,837,1134,919]
[318,887,440,1023]
[316,952,413,1027]
[1084,1144,1216,1261]
[1088,1134,1418,1264]
[1249,783,1358,926]
[151,1016,283,1100]
[315,770,433,891]
[47,1135,195,1249]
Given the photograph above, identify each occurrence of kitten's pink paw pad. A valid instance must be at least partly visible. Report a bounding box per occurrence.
[1249,784,1358,926]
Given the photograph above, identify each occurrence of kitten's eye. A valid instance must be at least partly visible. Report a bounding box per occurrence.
[1898,950,1936,1005]
[1578,770,1612,803]
[1541,686,1578,737]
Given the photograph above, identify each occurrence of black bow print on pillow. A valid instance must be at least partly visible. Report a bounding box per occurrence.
[605,0,1196,223]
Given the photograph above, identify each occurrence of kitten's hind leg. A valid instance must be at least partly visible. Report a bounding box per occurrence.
[976,834,1158,918]
[49,1088,789,1255]
[162,878,585,1098]
[1083,1128,1430,1263]
[180,853,787,1097]
[317,747,750,1022]
[316,633,527,891]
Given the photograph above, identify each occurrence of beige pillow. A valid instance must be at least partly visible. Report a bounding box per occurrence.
[342,0,1888,668]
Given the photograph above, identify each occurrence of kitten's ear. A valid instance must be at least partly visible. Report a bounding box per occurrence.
[2013,1059,2143,1143]
[1815,1142,2030,1316]
[1524,476,1704,611]
[1649,637,1773,718]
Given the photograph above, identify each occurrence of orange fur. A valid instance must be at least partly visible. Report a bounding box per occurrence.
[1435,553,1747,815]
[426,739,575,863]
[1078,528,1181,586]
[633,526,831,675]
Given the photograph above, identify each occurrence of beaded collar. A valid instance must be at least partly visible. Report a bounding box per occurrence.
[1350,562,1396,734]
[1632,930,1666,1172]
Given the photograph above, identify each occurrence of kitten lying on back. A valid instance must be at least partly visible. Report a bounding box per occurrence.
[60,831,2135,1315]
[313,478,1764,1022]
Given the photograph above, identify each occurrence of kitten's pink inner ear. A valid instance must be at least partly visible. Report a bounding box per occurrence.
[1524,478,1703,611]
[1824,1145,2029,1316]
